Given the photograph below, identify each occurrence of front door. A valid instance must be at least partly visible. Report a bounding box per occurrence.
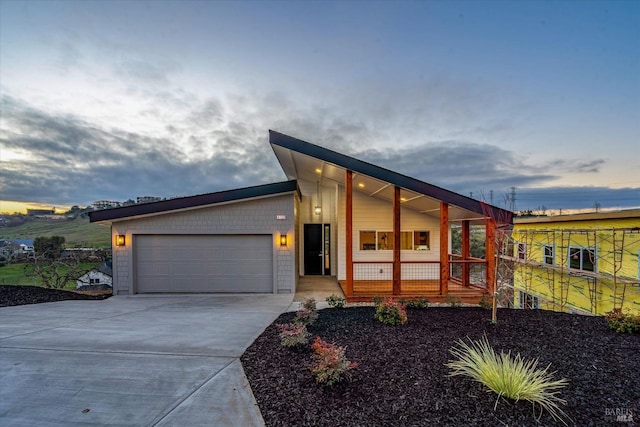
[304,224,330,275]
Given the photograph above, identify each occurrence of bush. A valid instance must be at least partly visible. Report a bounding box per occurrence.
[310,336,358,386]
[478,293,492,310]
[276,323,310,347]
[444,294,462,307]
[326,294,347,308]
[605,308,640,334]
[374,297,408,325]
[400,297,429,309]
[446,335,569,425]
[295,297,318,326]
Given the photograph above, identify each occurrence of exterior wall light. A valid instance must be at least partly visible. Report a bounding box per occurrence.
[314,206,322,215]
[115,235,126,247]
[280,233,288,247]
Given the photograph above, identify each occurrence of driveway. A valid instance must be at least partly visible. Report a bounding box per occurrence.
[0,294,293,426]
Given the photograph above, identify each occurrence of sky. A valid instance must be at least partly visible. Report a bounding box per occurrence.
[1,0,639,214]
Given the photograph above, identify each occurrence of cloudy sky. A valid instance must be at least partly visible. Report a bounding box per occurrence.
[1,0,638,213]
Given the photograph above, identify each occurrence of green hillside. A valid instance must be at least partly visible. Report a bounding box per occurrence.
[0,216,111,248]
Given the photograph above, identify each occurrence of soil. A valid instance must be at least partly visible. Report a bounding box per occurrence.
[242,307,640,427]
[0,285,112,307]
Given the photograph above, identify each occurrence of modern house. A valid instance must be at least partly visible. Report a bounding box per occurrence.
[511,210,640,315]
[76,261,113,289]
[89,131,512,301]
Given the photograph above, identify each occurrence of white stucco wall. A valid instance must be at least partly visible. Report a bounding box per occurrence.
[110,194,296,295]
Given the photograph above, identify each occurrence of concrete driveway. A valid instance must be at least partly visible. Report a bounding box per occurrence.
[0,294,293,426]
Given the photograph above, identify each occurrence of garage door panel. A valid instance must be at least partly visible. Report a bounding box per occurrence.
[135,235,273,293]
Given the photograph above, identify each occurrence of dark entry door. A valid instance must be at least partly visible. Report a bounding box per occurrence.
[304,224,323,275]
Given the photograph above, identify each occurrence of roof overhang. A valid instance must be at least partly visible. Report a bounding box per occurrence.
[89,180,299,224]
[269,130,512,226]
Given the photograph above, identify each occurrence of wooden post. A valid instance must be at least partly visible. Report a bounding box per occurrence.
[462,220,470,286]
[485,218,496,295]
[393,186,401,295]
[346,170,353,297]
[440,202,449,295]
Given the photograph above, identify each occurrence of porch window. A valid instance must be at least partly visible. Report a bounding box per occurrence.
[569,247,596,272]
[519,291,539,309]
[543,245,555,265]
[359,230,429,251]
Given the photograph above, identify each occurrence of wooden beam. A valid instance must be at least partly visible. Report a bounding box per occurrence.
[485,217,496,295]
[346,170,354,297]
[440,202,449,295]
[462,220,470,286]
[393,186,401,295]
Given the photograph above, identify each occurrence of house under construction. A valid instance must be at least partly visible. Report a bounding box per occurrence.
[510,209,640,315]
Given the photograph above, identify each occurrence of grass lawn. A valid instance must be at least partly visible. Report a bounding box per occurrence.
[0,262,101,288]
[0,216,111,248]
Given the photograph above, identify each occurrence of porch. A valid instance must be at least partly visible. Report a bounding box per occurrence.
[339,258,489,303]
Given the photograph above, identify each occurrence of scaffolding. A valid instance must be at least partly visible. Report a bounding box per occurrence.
[504,227,640,315]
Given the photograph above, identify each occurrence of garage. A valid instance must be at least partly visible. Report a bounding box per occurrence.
[135,234,274,293]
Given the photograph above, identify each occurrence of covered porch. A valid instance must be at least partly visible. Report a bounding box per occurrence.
[270,130,513,303]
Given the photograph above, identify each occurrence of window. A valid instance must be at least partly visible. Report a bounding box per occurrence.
[569,247,596,272]
[519,291,539,309]
[543,245,555,265]
[414,231,430,250]
[359,230,430,251]
[360,231,376,250]
[517,242,527,260]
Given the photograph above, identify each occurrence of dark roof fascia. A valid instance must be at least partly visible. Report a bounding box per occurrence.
[89,180,299,223]
[269,130,512,223]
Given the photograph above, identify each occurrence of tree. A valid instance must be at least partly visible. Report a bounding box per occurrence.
[26,235,90,289]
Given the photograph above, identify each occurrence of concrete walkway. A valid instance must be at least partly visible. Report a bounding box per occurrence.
[0,294,293,426]
[289,276,344,311]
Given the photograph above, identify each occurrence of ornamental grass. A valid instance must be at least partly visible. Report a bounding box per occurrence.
[446,335,570,425]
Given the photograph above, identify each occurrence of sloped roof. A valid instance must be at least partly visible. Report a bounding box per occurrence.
[89,180,299,223]
[269,130,512,224]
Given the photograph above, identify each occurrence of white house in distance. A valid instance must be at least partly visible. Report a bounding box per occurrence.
[76,261,113,289]
[89,131,512,302]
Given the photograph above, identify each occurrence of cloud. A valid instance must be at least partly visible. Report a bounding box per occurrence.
[1,93,635,212]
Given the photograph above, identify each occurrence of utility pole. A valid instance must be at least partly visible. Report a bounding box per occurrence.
[489,189,494,205]
[510,187,517,212]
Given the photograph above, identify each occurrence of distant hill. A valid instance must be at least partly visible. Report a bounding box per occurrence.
[0,215,111,248]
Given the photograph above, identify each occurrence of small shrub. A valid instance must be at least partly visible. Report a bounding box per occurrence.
[294,297,319,325]
[374,297,408,325]
[276,323,310,347]
[605,308,640,334]
[479,293,492,310]
[301,297,317,311]
[444,294,462,307]
[446,335,570,425]
[310,336,358,386]
[402,297,429,309]
[326,294,347,308]
[372,295,383,305]
[295,307,318,326]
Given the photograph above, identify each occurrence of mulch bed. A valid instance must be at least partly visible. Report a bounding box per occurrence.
[242,307,640,426]
[0,285,112,307]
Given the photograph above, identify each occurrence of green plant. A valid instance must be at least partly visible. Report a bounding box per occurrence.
[478,293,492,310]
[605,308,640,334]
[401,297,429,309]
[295,297,318,325]
[374,297,408,325]
[446,335,570,425]
[372,295,382,305]
[276,323,310,347]
[444,294,462,307]
[310,336,358,386]
[326,294,347,308]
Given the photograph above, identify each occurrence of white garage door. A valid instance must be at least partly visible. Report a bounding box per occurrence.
[135,235,273,293]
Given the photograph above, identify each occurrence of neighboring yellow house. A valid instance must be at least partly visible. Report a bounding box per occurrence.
[511,209,640,315]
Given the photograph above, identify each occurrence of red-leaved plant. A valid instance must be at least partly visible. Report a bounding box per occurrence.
[276,323,310,347]
[374,297,408,325]
[310,336,358,386]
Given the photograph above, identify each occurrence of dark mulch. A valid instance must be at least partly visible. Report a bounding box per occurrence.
[242,307,640,426]
[0,285,112,307]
